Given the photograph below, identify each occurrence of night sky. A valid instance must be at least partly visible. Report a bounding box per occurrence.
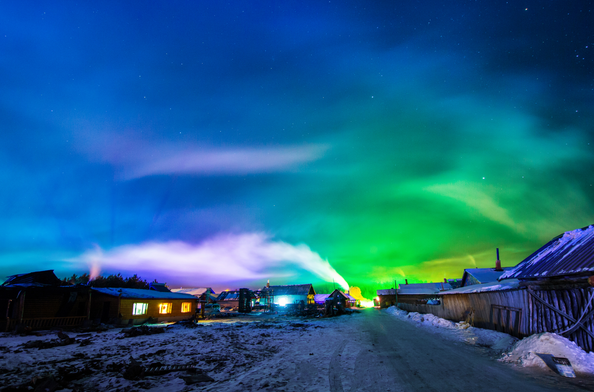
[2,1,593,295]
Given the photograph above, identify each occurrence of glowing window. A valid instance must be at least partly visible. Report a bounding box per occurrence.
[132,303,148,315]
[181,302,192,313]
[158,303,172,314]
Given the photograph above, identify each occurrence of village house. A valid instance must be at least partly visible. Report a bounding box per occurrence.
[396,281,452,308]
[376,289,397,308]
[171,287,217,308]
[314,289,356,308]
[259,283,315,307]
[90,287,197,325]
[216,289,256,312]
[0,270,91,331]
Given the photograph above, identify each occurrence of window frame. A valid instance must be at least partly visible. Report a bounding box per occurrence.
[158,302,172,314]
[132,302,148,316]
[181,302,192,313]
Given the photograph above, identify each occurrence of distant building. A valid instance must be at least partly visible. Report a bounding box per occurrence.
[461,267,513,287]
[396,281,452,307]
[260,283,315,307]
[314,290,357,307]
[148,282,171,292]
[216,289,256,310]
[171,287,217,307]
[376,289,397,308]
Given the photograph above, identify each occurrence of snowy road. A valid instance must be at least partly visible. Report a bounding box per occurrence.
[216,308,593,392]
[1,308,593,391]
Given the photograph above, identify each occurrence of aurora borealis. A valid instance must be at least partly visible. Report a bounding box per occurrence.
[1,1,593,296]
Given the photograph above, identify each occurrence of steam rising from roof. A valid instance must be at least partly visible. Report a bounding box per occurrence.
[70,233,349,290]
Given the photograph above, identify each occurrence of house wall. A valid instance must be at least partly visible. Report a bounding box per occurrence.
[273,294,309,306]
[397,285,594,352]
[22,288,90,319]
[90,294,196,325]
[90,293,120,323]
[119,298,196,324]
[378,294,397,308]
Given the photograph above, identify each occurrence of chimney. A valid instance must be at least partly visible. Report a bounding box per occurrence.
[495,248,503,271]
[405,279,408,285]
[266,279,270,288]
[444,278,447,283]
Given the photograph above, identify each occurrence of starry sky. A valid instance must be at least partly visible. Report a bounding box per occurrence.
[1,1,593,295]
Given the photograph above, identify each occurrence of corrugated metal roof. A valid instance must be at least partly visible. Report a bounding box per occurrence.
[500,224,594,280]
[398,282,452,295]
[92,287,196,300]
[462,267,513,287]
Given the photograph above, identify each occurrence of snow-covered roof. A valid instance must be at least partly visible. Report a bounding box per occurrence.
[500,225,594,280]
[2,270,62,287]
[377,289,397,296]
[398,282,452,295]
[91,287,196,300]
[461,267,513,287]
[170,287,214,297]
[440,279,520,295]
[261,284,315,296]
[314,294,329,303]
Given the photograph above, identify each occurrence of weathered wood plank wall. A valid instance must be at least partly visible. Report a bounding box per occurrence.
[397,286,594,352]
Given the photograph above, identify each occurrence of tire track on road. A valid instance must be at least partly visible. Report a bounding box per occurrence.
[328,339,348,392]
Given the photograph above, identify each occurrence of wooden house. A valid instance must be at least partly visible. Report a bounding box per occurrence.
[90,287,197,325]
[396,282,452,307]
[171,287,217,308]
[398,225,594,352]
[314,290,357,307]
[259,283,315,307]
[0,270,91,331]
[216,289,256,310]
[376,289,397,308]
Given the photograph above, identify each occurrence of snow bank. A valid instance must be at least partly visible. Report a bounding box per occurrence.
[386,307,516,351]
[386,306,594,376]
[500,332,594,374]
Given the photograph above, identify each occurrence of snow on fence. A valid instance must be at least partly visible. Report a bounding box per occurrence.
[398,286,594,353]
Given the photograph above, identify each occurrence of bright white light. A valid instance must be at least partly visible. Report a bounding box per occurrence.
[277,297,289,307]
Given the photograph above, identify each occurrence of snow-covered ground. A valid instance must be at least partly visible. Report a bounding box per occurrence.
[0,317,323,391]
[1,309,593,391]
[386,306,594,376]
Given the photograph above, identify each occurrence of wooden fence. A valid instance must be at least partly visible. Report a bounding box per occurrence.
[397,286,594,352]
[1,316,88,332]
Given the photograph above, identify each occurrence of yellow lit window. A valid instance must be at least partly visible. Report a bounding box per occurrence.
[181,302,192,313]
[133,303,148,315]
[158,303,172,314]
